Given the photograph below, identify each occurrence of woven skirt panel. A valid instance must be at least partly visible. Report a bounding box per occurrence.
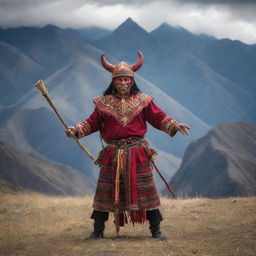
[93,146,160,212]
[136,163,160,210]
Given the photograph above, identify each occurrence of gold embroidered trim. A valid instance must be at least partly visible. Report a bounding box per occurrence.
[93,93,153,126]
[161,116,179,137]
[75,121,92,138]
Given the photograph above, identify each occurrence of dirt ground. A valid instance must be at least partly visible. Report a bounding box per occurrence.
[0,193,255,256]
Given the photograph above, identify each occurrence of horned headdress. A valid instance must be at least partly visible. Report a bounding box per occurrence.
[101,51,144,78]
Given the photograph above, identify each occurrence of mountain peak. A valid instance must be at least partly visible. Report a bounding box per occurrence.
[153,22,191,35]
[113,17,148,35]
[124,17,134,24]
[158,22,170,29]
[41,24,60,32]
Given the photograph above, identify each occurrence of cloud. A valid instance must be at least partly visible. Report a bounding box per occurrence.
[0,0,86,27]
[134,1,256,44]
[0,0,135,29]
[178,0,254,3]
[0,0,255,44]
[83,0,256,24]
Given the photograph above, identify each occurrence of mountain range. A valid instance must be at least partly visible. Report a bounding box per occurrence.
[0,18,255,196]
[94,18,256,126]
[166,122,256,198]
[0,55,197,184]
[1,18,255,125]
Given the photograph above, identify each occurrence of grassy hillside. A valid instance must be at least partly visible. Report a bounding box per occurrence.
[0,193,255,256]
[0,179,23,194]
[0,141,95,196]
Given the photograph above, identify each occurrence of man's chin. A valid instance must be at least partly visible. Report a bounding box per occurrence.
[118,89,130,94]
[117,91,130,97]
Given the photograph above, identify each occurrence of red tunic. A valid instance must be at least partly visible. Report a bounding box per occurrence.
[75,93,178,139]
[74,93,178,230]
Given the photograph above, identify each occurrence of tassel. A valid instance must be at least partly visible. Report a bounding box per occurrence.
[114,149,121,205]
[114,211,129,234]
[114,149,125,205]
[130,210,147,225]
[94,148,106,166]
[113,149,127,234]
[114,210,120,234]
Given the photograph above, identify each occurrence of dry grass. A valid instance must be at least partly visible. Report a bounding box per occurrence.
[0,193,255,256]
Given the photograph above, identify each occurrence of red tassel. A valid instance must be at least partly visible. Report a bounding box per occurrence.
[130,210,146,225]
[114,211,129,234]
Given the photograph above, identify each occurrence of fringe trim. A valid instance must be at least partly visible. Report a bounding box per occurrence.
[114,210,147,234]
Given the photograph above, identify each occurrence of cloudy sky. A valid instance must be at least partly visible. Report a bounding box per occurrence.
[0,0,256,44]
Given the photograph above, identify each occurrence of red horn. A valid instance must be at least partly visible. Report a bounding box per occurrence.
[130,51,144,71]
[101,53,115,72]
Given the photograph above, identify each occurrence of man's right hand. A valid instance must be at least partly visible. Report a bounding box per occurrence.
[175,123,190,136]
[65,126,77,137]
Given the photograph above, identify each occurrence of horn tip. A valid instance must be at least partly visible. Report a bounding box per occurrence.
[137,51,144,61]
[137,51,143,56]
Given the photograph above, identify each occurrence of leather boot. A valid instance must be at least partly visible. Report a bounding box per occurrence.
[149,223,166,241]
[86,210,109,240]
[86,220,105,240]
[147,209,166,240]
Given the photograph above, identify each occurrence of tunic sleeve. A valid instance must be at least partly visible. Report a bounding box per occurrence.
[74,107,101,138]
[143,101,179,137]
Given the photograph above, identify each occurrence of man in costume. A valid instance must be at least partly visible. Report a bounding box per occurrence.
[66,51,190,240]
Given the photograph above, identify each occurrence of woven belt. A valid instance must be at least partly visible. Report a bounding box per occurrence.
[105,136,146,148]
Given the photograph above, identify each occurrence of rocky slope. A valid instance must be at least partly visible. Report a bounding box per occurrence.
[166,122,256,198]
[0,141,95,196]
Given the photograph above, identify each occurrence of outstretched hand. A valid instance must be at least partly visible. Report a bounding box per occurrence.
[176,123,190,135]
[65,126,77,137]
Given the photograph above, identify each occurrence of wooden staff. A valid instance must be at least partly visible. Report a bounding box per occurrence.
[150,158,176,198]
[144,148,176,198]
[34,80,95,161]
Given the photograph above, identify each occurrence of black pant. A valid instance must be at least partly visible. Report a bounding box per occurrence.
[90,209,163,224]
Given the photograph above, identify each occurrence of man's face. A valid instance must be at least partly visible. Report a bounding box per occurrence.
[113,76,134,96]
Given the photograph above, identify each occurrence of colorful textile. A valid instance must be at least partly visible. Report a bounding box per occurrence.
[94,138,159,232]
[94,138,160,212]
[75,93,178,140]
[75,92,178,231]
[93,93,153,126]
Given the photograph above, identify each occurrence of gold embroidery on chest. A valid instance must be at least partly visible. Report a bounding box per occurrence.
[102,96,146,115]
[94,93,152,126]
